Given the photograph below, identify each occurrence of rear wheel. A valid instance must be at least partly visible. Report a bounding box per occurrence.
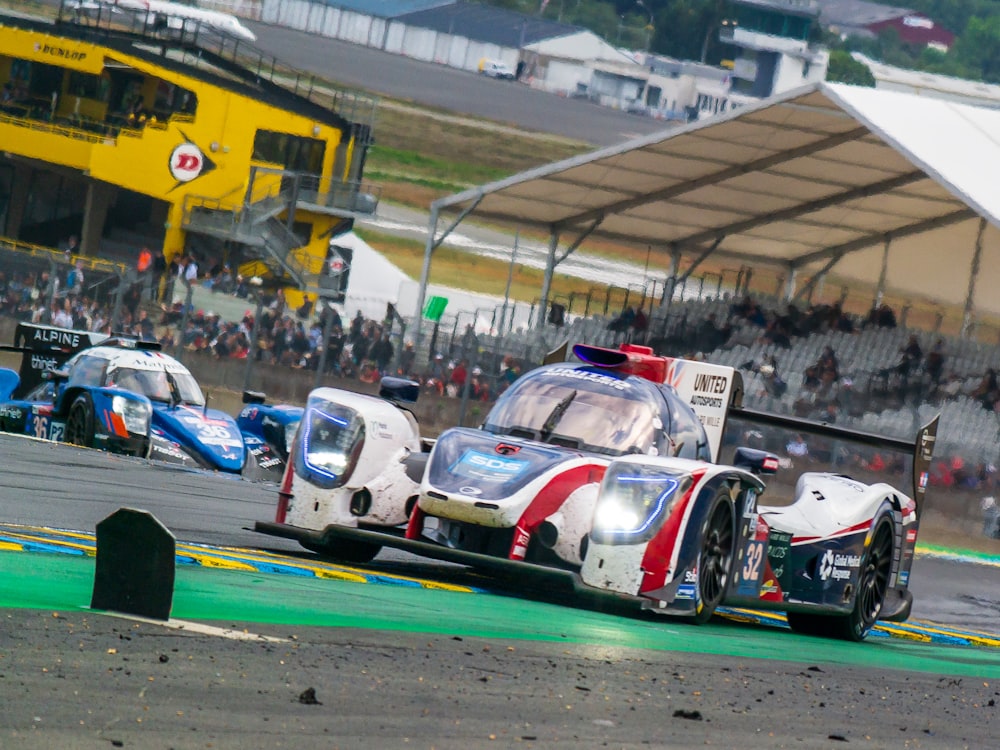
[65,394,95,448]
[693,490,735,624]
[787,515,894,641]
[302,538,382,564]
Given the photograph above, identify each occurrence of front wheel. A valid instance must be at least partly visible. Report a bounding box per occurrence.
[693,490,735,624]
[65,394,95,448]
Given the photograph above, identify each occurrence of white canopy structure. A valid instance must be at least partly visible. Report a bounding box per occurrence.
[413,81,1000,340]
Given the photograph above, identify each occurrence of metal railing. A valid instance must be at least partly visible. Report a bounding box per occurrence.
[53,1,378,131]
[295,175,382,216]
[0,237,127,276]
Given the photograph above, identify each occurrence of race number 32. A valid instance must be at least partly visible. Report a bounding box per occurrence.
[742,541,765,583]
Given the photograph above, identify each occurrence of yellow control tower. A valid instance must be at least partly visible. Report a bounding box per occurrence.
[0,3,379,303]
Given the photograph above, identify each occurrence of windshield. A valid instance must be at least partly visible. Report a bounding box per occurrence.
[483,366,664,457]
[106,366,205,406]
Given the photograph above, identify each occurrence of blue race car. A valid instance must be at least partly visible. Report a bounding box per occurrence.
[0,322,151,457]
[237,391,303,482]
[0,322,256,473]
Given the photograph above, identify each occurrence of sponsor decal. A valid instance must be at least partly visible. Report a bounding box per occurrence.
[689,393,724,409]
[167,131,216,189]
[239,407,257,420]
[906,528,917,543]
[32,327,82,348]
[169,142,205,183]
[458,486,482,496]
[683,569,697,584]
[897,570,910,586]
[818,550,861,582]
[548,367,629,391]
[453,450,527,483]
[761,578,779,594]
[30,354,59,372]
[0,405,23,420]
[919,431,935,461]
[152,442,188,461]
[918,471,928,490]
[34,42,86,62]
[688,372,729,409]
[368,420,393,439]
[693,373,728,394]
[675,583,696,600]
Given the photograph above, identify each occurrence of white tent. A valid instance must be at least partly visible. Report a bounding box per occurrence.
[414,81,1000,340]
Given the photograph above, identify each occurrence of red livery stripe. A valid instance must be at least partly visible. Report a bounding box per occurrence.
[638,469,705,594]
[507,464,606,560]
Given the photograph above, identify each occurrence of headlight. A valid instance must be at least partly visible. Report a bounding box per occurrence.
[590,464,686,544]
[112,395,151,435]
[294,402,365,489]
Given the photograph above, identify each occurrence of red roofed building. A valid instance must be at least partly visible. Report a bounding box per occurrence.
[820,1,954,52]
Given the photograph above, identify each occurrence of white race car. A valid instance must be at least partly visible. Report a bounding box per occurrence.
[257,344,937,640]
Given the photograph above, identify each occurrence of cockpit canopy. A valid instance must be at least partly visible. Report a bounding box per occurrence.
[483,365,710,460]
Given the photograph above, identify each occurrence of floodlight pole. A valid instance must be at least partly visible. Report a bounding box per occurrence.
[537,230,560,329]
[962,217,987,337]
[243,282,264,392]
[875,237,891,307]
[499,230,519,336]
[412,205,439,355]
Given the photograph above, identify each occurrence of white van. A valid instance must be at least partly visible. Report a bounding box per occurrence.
[479,59,516,80]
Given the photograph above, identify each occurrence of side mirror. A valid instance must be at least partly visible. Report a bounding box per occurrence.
[43,367,70,381]
[379,376,420,404]
[242,390,267,405]
[733,447,779,476]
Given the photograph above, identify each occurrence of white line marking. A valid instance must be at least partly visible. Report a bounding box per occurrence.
[94,610,289,642]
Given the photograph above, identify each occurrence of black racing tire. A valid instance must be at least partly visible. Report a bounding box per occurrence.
[65,394,95,448]
[692,489,735,624]
[787,515,895,641]
[302,538,382,564]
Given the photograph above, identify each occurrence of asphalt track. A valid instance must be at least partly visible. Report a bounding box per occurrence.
[2,434,1000,747]
[245,22,668,147]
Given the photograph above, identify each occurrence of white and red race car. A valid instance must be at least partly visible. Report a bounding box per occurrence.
[256,343,937,640]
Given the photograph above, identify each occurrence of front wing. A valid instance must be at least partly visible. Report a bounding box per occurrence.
[253,519,643,613]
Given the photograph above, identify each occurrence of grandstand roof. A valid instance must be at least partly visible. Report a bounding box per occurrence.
[397,2,582,47]
[424,82,1000,321]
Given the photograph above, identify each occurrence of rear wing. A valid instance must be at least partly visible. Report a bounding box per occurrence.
[1,323,109,400]
[732,407,939,520]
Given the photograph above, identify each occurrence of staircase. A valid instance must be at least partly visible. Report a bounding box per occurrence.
[181,169,380,290]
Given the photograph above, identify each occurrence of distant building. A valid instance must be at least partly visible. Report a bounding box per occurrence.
[820,0,955,52]
[721,0,829,99]
[251,0,826,123]
[852,53,1000,109]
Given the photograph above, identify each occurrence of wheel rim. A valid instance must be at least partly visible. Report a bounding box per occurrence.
[700,501,733,605]
[66,406,85,445]
[857,521,893,626]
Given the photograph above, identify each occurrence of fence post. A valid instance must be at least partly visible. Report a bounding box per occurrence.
[173,283,195,363]
[243,286,265,392]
